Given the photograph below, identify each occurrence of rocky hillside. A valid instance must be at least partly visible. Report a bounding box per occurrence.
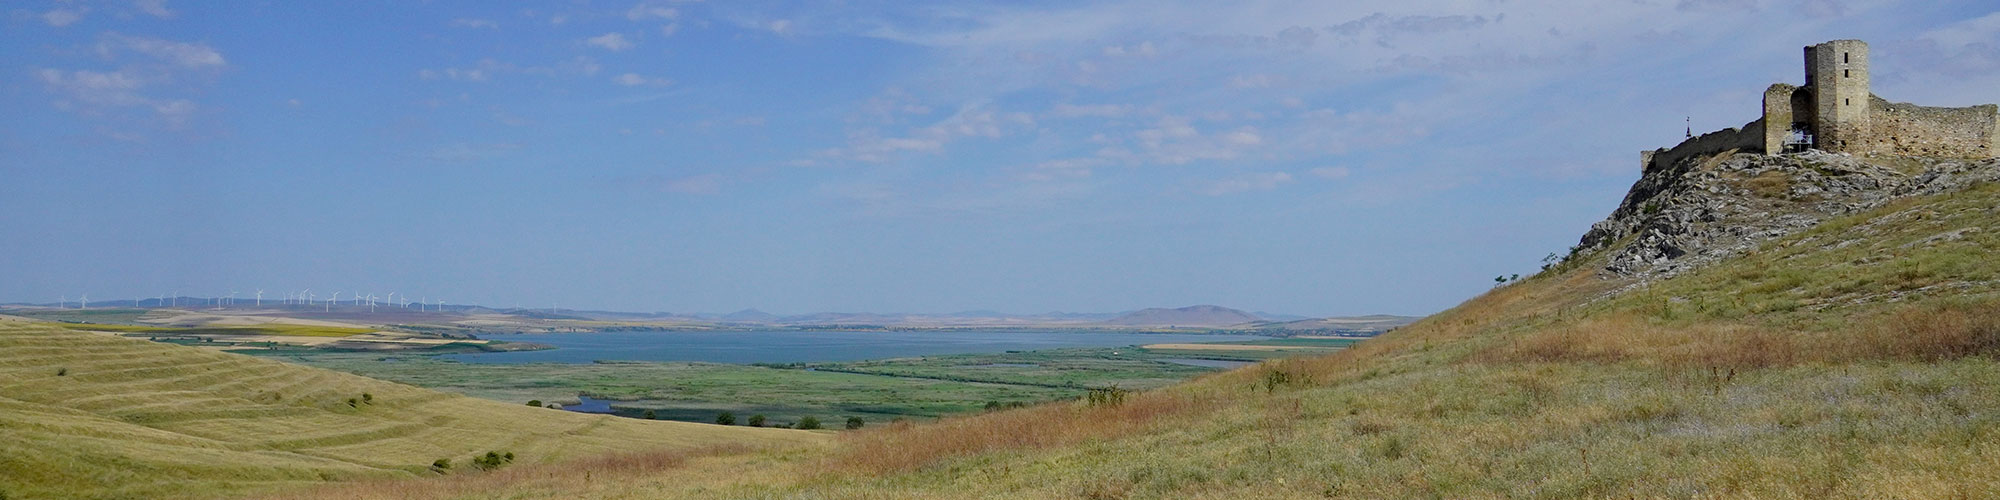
[1578,151,2000,279]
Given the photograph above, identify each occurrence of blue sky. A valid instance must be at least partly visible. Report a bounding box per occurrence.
[4,1,1998,316]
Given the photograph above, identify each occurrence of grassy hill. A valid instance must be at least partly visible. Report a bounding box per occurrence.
[0,320,821,499]
[258,154,2000,499]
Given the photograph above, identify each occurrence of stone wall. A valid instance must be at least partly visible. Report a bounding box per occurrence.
[1865,96,1999,158]
[1643,120,1766,172]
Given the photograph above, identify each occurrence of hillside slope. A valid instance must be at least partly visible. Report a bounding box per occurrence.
[0,321,821,499]
[264,152,2000,499]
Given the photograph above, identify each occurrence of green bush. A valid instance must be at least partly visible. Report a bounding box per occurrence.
[1086,386,1130,407]
[471,450,515,471]
[797,416,822,430]
[361,393,373,404]
[430,458,452,473]
[845,416,865,430]
[642,409,657,420]
[527,400,542,407]
[748,414,767,427]
[55,367,66,376]
[715,411,735,425]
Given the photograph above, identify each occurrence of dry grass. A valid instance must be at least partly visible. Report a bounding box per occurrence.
[828,387,1224,474]
[253,444,753,500]
[1483,299,2000,371]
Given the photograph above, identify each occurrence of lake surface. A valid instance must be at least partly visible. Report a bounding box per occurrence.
[447,330,1267,364]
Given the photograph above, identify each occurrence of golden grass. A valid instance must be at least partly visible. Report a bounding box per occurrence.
[55,322,376,337]
[1483,300,2000,371]
[252,444,755,500]
[0,323,823,499]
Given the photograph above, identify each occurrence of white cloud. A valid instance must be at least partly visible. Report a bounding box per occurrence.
[769,19,794,36]
[1196,172,1293,196]
[587,32,635,51]
[613,73,672,86]
[419,57,600,83]
[134,0,175,19]
[451,18,499,29]
[42,8,86,27]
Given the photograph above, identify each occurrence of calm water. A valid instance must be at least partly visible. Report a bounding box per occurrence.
[446,330,1266,364]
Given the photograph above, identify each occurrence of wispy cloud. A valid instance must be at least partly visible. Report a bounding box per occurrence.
[42,8,86,27]
[613,72,672,86]
[134,0,175,19]
[586,32,635,51]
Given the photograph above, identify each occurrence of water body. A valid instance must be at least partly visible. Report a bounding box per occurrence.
[446,330,1267,364]
[562,395,621,413]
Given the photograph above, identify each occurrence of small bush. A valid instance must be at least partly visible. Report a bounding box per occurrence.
[748,414,767,427]
[845,416,865,430]
[361,393,373,404]
[642,409,657,420]
[471,450,515,471]
[345,398,359,408]
[715,412,735,425]
[1086,386,1130,407]
[430,458,452,473]
[55,367,67,376]
[527,400,542,407]
[798,416,822,430]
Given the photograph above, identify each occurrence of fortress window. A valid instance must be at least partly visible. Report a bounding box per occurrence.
[1843,52,1849,63]
[1844,69,1850,78]
[1845,98,1851,105]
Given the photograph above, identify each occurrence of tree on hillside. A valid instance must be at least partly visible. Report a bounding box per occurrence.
[715,411,735,425]
[798,416,822,430]
[527,400,542,407]
[845,416,865,430]
[748,414,767,427]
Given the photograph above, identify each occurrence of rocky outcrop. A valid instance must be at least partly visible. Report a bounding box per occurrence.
[1577,151,2000,279]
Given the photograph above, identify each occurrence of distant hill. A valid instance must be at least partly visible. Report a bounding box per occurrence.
[720,309,780,323]
[1106,305,1263,327]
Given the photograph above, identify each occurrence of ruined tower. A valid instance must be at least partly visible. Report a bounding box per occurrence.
[1805,40,1870,151]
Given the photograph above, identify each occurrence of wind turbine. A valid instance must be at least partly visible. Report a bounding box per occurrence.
[367,295,377,313]
[255,289,264,307]
[228,290,237,308]
[80,293,87,310]
[58,295,65,309]
[387,292,396,310]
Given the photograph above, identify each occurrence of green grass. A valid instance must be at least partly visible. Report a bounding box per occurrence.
[0,323,820,500]
[789,347,1230,389]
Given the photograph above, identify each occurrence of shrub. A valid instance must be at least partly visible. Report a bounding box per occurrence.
[748,414,767,427]
[527,400,542,407]
[642,409,657,420]
[345,398,359,408]
[798,416,822,430]
[845,416,865,430]
[715,412,735,425]
[430,458,452,473]
[361,393,373,404]
[1086,386,1130,407]
[55,367,66,376]
[471,450,515,471]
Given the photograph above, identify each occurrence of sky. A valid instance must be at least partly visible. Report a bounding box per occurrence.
[3,1,1999,316]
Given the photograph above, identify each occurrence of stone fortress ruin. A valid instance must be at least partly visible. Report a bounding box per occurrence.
[1643,39,2000,171]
